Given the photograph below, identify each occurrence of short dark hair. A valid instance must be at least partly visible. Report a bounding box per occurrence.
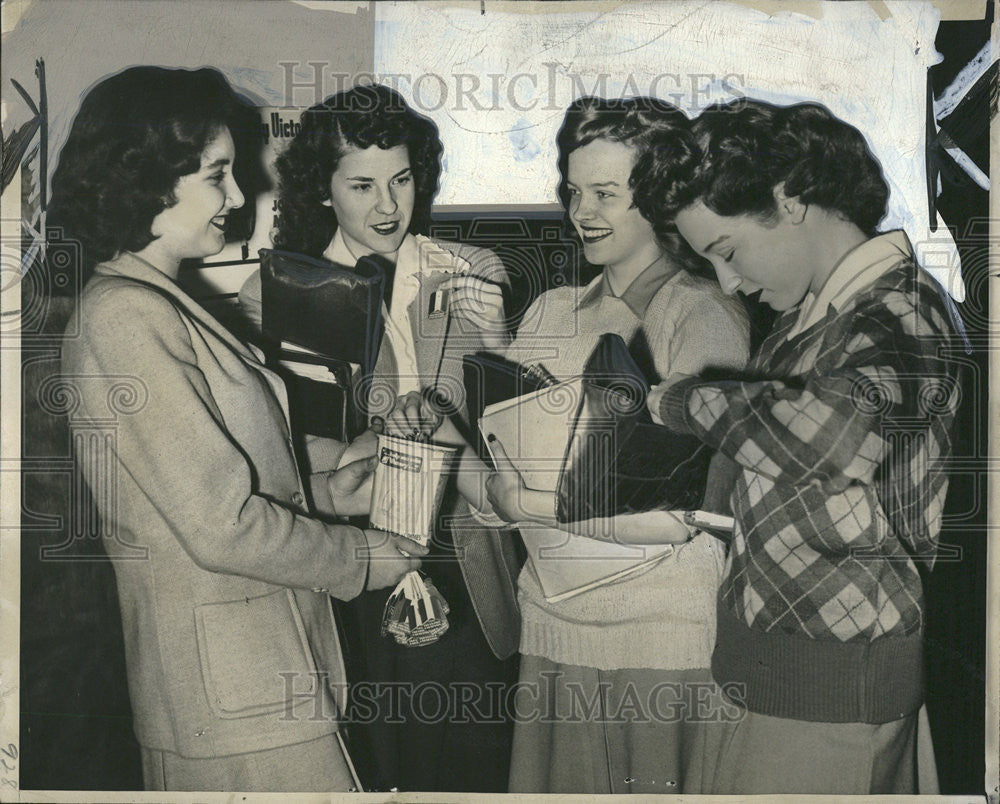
[48,66,247,272]
[656,98,890,236]
[555,96,709,276]
[272,84,443,258]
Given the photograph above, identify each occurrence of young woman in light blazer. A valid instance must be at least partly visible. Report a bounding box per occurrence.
[52,66,425,792]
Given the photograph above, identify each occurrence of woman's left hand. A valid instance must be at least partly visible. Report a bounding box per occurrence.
[442,275,507,349]
[647,372,696,425]
[484,435,528,523]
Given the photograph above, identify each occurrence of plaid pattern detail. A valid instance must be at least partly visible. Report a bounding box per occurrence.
[663,260,958,642]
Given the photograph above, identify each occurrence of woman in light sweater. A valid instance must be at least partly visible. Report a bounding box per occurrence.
[391,96,750,794]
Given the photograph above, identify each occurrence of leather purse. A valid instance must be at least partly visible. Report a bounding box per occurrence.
[259,248,389,376]
[259,249,391,440]
[272,350,358,440]
[555,332,713,523]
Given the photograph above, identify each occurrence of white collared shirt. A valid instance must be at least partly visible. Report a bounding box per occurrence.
[323,231,470,396]
[784,230,913,342]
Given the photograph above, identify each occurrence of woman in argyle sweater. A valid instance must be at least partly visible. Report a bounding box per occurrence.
[647,99,959,794]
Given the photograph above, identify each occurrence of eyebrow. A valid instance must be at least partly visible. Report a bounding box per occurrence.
[203,157,231,170]
[345,167,413,182]
[566,180,623,189]
[701,235,731,253]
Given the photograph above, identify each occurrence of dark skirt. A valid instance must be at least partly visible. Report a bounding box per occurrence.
[338,550,518,793]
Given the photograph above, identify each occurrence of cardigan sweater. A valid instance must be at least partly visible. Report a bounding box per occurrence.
[508,262,750,670]
[657,233,959,722]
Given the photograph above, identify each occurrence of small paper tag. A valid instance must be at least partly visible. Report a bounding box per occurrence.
[683,510,735,531]
[429,289,449,318]
[379,446,423,473]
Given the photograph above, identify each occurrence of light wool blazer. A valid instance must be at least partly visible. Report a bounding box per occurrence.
[62,253,369,759]
[240,237,522,659]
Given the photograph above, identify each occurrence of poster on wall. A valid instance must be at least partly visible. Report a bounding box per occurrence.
[0,0,994,800]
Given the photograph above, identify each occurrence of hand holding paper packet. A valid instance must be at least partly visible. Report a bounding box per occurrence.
[479,424,730,603]
[369,432,458,646]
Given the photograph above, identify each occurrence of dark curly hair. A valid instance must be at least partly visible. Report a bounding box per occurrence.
[555,96,710,276]
[272,84,443,258]
[653,98,889,236]
[48,66,248,273]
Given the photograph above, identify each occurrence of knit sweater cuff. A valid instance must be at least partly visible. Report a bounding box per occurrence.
[657,377,703,432]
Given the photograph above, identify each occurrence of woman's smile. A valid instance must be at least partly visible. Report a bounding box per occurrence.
[371,220,400,236]
[579,225,612,243]
[144,127,244,274]
[566,138,662,282]
[328,143,415,259]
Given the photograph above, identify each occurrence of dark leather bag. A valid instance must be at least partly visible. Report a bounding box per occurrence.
[555,333,712,523]
[462,351,556,460]
[259,249,390,440]
[259,248,388,375]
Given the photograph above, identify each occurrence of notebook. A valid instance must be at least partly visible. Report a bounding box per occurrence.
[479,379,677,602]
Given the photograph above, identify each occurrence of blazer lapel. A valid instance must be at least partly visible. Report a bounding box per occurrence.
[96,254,292,425]
[410,271,450,386]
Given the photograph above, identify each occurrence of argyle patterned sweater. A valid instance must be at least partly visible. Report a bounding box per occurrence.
[658,258,959,723]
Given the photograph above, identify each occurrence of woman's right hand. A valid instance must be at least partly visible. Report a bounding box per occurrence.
[383,391,467,447]
[384,391,443,440]
[362,528,428,590]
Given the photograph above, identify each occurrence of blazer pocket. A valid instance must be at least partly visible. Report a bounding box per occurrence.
[194,588,322,720]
